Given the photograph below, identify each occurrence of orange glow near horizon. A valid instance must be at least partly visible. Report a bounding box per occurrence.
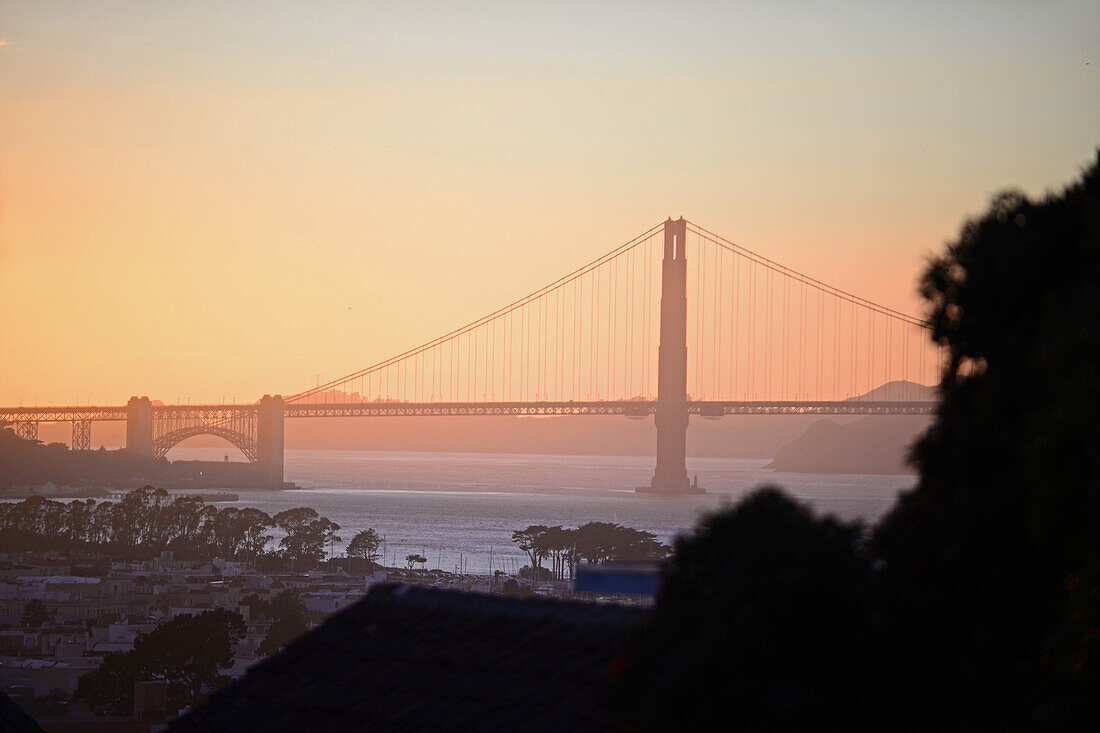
[1,3,1097,406]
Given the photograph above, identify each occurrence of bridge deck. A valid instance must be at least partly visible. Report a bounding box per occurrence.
[283,400,935,418]
[0,400,936,424]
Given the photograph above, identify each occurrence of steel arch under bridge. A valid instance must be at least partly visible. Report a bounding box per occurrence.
[151,422,259,462]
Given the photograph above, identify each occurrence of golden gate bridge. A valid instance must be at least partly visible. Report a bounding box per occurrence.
[1,219,941,494]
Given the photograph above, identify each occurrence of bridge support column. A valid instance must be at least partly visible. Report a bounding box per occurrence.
[126,396,153,458]
[257,395,285,488]
[15,421,38,442]
[639,218,702,495]
[72,419,92,451]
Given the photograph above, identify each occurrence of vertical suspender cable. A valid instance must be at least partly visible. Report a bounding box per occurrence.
[611,256,617,398]
[732,251,739,400]
[714,243,721,399]
[801,281,807,400]
[749,261,756,399]
[850,301,856,398]
[765,268,772,400]
[868,310,874,398]
[782,274,789,400]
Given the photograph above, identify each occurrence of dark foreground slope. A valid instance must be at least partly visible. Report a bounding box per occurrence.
[170,584,643,733]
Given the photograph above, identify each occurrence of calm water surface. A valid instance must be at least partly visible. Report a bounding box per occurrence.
[169,447,915,574]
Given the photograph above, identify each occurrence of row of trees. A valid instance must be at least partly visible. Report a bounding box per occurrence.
[2,493,670,581]
[511,522,669,580]
[0,488,341,568]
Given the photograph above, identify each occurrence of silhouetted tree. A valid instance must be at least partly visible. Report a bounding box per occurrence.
[511,525,550,578]
[269,590,307,623]
[872,153,1100,727]
[518,565,553,581]
[274,508,340,568]
[608,488,875,730]
[535,526,573,580]
[20,599,49,628]
[258,615,309,657]
[76,608,246,714]
[237,507,274,562]
[75,650,141,716]
[346,528,382,572]
[513,523,670,581]
[239,593,270,620]
[258,592,310,657]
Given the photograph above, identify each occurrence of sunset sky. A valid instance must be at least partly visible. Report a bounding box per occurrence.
[1,1,1097,406]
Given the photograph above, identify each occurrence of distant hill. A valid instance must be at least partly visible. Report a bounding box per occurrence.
[850,379,936,402]
[766,381,935,474]
[767,418,931,475]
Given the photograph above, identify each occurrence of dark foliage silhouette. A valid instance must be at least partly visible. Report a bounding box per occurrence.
[19,599,49,628]
[346,528,382,571]
[511,522,670,581]
[76,608,245,715]
[258,593,309,656]
[609,488,878,730]
[874,153,1100,727]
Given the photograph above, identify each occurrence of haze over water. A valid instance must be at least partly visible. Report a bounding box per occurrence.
[170,447,913,574]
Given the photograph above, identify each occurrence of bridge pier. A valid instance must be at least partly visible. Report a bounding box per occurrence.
[257,394,285,487]
[126,396,153,458]
[15,421,38,442]
[639,218,703,495]
[72,419,91,451]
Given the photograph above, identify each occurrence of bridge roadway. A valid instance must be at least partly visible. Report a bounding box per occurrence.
[0,398,935,488]
[282,399,936,418]
[0,399,935,424]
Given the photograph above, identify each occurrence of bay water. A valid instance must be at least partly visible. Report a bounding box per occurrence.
[169,447,916,575]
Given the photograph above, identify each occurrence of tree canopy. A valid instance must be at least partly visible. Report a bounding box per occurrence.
[274,508,341,566]
[510,522,669,581]
[258,592,309,656]
[20,599,49,628]
[872,153,1100,726]
[346,528,382,571]
[611,488,876,729]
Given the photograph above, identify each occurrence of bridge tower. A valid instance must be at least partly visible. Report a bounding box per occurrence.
[639,218,702,494]
[126,396,153,458]
[257,394,285,488]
